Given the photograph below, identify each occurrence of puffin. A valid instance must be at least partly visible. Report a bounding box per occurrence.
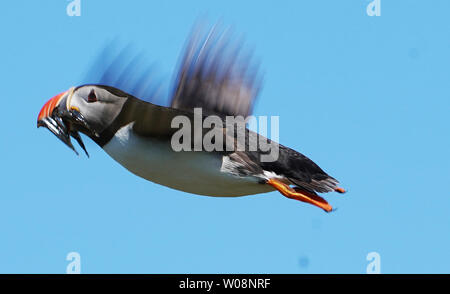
[37,24,345,212]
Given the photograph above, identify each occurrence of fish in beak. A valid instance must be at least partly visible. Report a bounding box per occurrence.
[37,87,94,157]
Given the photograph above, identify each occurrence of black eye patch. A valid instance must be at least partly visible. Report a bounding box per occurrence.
[88,89,97,103]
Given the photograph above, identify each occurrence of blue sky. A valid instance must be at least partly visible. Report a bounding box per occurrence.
[0,0,449,273]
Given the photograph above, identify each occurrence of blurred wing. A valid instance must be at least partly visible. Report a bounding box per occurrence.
[83,40,166,105]
[170,23,262,118]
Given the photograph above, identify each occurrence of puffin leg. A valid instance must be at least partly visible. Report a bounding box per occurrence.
[266,178,333,212]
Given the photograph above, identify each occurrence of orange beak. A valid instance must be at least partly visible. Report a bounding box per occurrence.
[37,90,68,125]
[37,88,93,157]
[37,88,86,156]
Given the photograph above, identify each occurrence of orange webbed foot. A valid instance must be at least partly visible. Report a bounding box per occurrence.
[334,187,346,194]
[266,179,333,212]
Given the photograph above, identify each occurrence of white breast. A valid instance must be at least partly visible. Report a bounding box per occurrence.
[102,123,274,197]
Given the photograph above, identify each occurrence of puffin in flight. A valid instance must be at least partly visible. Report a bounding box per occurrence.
[37,24,345,212]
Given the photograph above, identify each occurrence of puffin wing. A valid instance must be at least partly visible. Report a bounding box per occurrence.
[170,23,262,118]
[225,127,341,194]
[84,41,165,105]
[258,144,341,193]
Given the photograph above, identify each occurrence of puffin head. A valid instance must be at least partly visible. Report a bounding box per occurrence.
[37,85,127,156]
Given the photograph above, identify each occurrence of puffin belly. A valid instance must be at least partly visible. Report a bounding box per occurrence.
[103,123,274,197]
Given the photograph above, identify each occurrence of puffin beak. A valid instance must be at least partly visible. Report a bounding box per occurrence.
[37,88,90,157]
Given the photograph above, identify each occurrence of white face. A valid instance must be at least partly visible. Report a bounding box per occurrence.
[68,85,127,135]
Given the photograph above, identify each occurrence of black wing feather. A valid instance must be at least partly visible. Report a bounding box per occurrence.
[240,129,340,193]
[170,23,262,117]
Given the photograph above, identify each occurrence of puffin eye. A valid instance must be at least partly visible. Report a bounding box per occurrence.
[87,89,97,103]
